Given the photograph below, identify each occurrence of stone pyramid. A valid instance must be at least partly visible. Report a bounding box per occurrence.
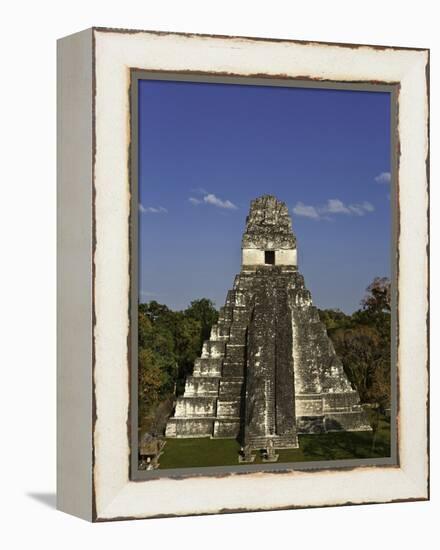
[165,195,370,452]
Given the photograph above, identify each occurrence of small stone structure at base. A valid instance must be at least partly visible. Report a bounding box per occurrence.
[165,195,370,459]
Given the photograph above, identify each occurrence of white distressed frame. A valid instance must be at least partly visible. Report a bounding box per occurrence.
[58,28,429,521]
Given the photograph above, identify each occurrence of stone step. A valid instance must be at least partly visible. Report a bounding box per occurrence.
[193,357,223,377]
[295,395,324,416]
[232,308,250,323]
[323,411,371,432]
[174,396,217,418]
[246,433,298,450]
[322,391,359,412]
[165,418,215,438]
[233,274,255,288]
[219,323,231,338]
[222,362,245,377]
[225,290,235,307]
[216,399,241,418]
[226,289,248,308]
[201,340,226,359]
[225,343,246,363]
[218,306,233,323]
[209,324,229,341]
[213,419,240,438]
[218,378,244,398]
[184,376,220,397]
[228,323,248,344]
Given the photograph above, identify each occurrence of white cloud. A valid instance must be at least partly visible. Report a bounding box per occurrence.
[325,199,351,214]
[375,171,391,184]
[292,198,374,221]
[189,197,202,205]
[203,193,237,209]
[361,201,374,212]
[292,202,320,220]
[139,204,168,214]
[189,191,237,210]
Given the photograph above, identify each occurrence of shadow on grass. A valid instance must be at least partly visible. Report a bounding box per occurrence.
[158,415,391,469]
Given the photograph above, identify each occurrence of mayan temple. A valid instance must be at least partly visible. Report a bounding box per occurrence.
[165,195,370,458]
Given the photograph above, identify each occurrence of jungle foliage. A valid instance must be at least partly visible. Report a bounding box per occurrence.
[138,298,218,434]
[318,277,391,410]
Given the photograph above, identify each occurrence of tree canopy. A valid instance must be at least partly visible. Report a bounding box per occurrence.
[319,277,391,410]
[138,298,218,434]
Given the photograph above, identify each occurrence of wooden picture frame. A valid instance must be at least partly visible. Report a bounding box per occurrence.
[57,27,429,521]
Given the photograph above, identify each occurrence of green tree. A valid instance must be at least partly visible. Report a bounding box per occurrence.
[331,324,383,403]
[174,314,202,394]
[320,277,391,410]
[138,348,165,406]
[137,298,219,434]
[361,277,391,313]
[319,308,353,332]
[185,298,219,342]
[140,300,172,322]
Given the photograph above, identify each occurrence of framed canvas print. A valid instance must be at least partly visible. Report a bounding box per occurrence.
[57,27,429,521]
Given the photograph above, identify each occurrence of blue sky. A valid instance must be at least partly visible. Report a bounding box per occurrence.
[138,79,391,314]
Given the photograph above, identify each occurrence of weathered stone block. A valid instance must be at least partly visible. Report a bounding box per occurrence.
[322,391,359,412]
[184,377,220,396]
[225,290,237,307]
[215,324,231,338]
[324,411,371,432]
[219,378,243,398]
[169,418,214,437]
[232,308,249,323]
[218,306,233,323]
[228,323,247,343]
[209,324,229,341]
[193,357,222,377]
[221,362,245,377]
[174,397,217,418]
[201,341,226,358]
[165,419,177,437]
[295,395,323,416]
[217,399,241,418]
[213,420,240,438]
[225,343,246,363]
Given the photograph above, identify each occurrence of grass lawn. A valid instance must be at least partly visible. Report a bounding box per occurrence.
[158,414,391,469]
